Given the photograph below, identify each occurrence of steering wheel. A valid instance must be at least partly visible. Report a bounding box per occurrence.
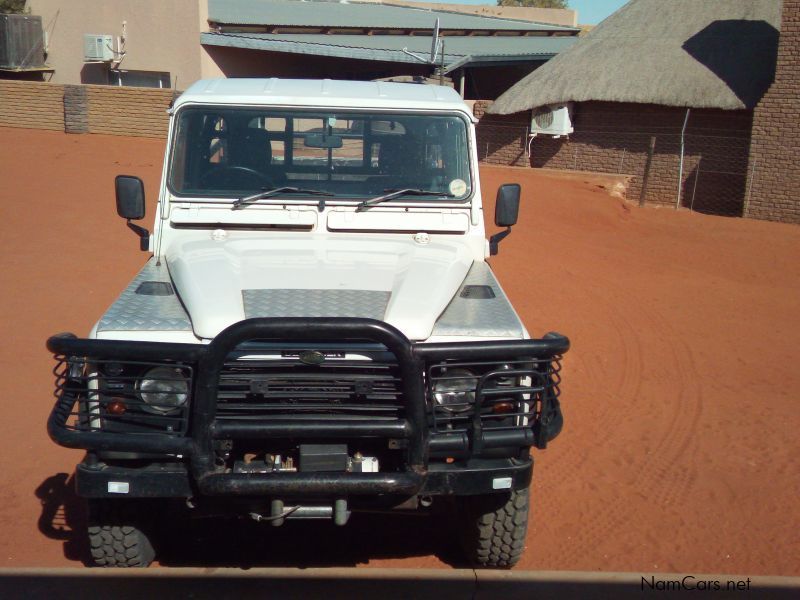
[199,165,273,190]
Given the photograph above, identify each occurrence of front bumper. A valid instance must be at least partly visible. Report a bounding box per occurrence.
[48,318,568,499]
[74,456,534,499]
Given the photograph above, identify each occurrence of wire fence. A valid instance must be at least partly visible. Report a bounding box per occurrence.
[476,123,755,218]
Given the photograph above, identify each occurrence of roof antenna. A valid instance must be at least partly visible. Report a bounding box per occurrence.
[429,18,441,63]
[401,18,441,65]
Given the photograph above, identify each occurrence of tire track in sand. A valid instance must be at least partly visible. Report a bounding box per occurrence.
[543,275,703,566]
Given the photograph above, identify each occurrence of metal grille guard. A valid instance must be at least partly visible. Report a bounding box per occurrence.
[47,318,569,497]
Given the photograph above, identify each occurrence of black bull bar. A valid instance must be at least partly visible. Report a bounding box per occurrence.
[47,318,569,497]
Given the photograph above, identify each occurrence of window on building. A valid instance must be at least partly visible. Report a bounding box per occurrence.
[108,69,171,88]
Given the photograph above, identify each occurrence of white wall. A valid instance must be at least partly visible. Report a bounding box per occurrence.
[29,0,205,88]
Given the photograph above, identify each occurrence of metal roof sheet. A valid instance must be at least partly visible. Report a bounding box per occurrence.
[208,0,577,32]
[200,32,577,66]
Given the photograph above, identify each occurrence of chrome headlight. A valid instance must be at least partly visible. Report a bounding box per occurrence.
[433,368,477,413]
[136,366,189,414]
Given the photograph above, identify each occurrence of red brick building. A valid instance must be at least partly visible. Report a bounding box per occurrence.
[480,0,794,221]
[746,0,800,223]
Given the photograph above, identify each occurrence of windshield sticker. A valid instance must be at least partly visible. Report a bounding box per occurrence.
[449,179,467,196]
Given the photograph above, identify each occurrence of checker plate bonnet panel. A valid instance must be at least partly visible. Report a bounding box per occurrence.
[432,261,525,338]
[97,260,192,332]
[243,289,390,320]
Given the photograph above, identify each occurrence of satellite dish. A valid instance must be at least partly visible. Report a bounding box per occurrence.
[430,18,440,63]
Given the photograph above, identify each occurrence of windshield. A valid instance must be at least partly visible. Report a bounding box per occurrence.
[168,107,472,202]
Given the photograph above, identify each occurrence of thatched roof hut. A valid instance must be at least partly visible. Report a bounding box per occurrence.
[489,0,782,114]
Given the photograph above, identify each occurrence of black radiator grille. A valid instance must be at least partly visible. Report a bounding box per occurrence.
[216,358,404,421]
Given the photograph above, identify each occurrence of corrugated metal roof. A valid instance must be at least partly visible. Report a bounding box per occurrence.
[208,0,577,32]
[200,31,577,66]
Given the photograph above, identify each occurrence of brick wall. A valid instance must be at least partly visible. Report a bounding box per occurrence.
[0,80,65,131]
[86,86,173,138]
[476,100,754,216]
[474,100,531,167]
[745,0,800,223]
[0,80,173,138]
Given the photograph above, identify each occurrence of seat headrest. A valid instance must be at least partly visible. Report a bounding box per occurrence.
[232,127,272,170]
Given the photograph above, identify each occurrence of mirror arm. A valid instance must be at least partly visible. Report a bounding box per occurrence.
[489,227,511,256]
[126,220,151,252]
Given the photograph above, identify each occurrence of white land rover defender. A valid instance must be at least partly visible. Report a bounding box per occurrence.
[47,79,568,568]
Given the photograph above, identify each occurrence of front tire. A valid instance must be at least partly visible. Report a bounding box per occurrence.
[87,500,156,567]
[457,487,530,568]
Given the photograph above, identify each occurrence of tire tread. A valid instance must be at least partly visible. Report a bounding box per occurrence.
[460,487,530,568]
[87,500,155,567]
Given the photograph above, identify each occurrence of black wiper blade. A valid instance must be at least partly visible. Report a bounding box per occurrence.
[355,188,454,212]
[232,187,334,210]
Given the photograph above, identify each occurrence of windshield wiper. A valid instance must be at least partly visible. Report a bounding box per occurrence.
[233,187,334,211]
[355,188,454,212]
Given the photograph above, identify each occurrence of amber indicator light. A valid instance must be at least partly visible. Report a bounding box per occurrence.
[106,400,127,415]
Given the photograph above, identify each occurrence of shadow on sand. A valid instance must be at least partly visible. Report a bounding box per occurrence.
[35,472,464,568]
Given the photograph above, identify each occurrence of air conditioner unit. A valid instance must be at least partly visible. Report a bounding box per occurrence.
[83,34,114,62]
[530,103,574,137]
[0,15,45,69]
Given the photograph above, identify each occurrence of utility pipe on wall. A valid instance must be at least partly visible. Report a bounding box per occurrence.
[675,108,691,210]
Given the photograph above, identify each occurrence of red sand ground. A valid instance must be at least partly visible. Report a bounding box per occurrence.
[0,127,798,574]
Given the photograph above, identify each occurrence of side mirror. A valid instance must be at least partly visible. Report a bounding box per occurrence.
[116,175,146,220]
[495,183,520,227]
[115,175,150,251]
[490,183,521,255]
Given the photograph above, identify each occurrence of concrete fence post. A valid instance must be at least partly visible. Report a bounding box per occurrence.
[63,85,89,134]
[638,136,657,207]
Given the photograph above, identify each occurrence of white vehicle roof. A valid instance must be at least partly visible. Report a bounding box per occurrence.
[174,78,472,116]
